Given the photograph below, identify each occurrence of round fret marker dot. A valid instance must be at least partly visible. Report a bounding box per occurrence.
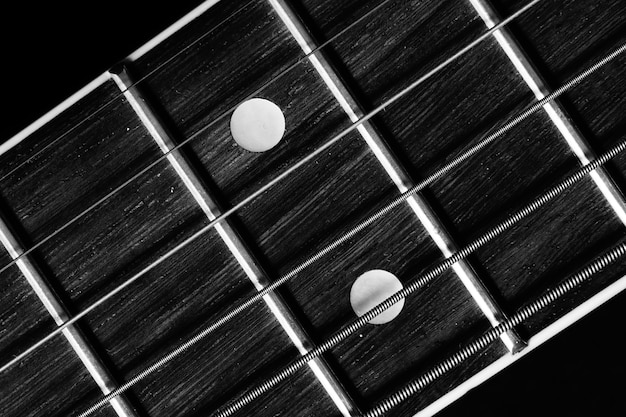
[230,98,285,152]
[350,269,405,325]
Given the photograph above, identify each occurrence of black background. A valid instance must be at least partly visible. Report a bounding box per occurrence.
[1,1,624,416]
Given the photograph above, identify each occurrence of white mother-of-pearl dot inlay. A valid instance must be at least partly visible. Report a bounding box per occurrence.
[229,98,286,152]
[350,269,405,325]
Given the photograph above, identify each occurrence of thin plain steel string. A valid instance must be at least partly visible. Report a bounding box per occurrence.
[212,134,626,417]
[365,238,626,417]
[0,0,542,376]
[0,0,395,279]
[74,34,626,417]
[0,0,255,185]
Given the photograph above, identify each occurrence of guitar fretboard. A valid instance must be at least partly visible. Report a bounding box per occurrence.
[1,1,626,416]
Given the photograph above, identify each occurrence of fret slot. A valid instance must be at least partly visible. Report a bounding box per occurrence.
[109,65,360,417]
[269,0,527,354]
[468,0,626,227]
[0,211,138,417]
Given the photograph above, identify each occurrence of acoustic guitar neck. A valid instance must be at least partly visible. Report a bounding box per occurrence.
[1,1,626,416]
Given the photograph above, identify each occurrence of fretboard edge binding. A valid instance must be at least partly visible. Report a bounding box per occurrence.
[0,0,226,156]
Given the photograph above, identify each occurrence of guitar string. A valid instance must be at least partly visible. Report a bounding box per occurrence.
[0,0,542,375]
[365,238,626,417]
[73,37,626,417]
[212,131,626,417]
[0,0,396,279]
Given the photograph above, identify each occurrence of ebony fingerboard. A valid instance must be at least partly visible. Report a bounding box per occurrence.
[0,1,625,417]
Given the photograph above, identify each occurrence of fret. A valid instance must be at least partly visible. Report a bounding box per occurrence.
[268,0,526,354]
[468,0,626,226]
[0,213,137,417]
[109,65,360,417]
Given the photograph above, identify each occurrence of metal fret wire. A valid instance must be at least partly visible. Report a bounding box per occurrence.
[75,41,626,417]
[365,239,626,417]
[0,1,541,375]
[211,134,626,417]
[0,0,395,280]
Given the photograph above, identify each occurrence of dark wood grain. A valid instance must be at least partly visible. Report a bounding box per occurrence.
[1,1,626,416]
